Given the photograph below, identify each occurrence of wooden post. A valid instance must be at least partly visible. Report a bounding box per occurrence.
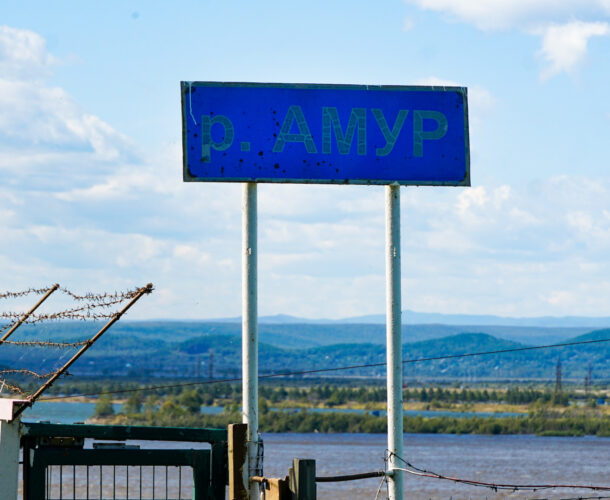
[260,477,290,500]
[228,423,248,500]
[288,459,316,500]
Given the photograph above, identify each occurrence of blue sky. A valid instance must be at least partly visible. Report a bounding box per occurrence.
[1,1,610,319]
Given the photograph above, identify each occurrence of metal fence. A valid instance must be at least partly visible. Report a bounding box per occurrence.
[43,464,197,499]
[20,423,228,500]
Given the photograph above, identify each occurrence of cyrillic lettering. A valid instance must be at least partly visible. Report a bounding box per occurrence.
[273,105,317,153]
[322,107,366,155]
[201,115,234,162]
[371,109,408,156]
[413,110,448,157]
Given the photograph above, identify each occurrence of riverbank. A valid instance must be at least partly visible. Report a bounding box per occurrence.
[99,406,610,437]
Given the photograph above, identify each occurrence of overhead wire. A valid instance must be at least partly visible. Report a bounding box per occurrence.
[388,452,610,493]
[373,474,387,500]
[530,496,610,500]
[39,335,610,400]
[4,284,606,495]
[5,284,604,496]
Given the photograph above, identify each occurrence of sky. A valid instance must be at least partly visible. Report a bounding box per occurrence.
[0,0,610,320]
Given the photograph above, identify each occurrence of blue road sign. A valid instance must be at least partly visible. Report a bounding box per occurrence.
[181,82,469,186]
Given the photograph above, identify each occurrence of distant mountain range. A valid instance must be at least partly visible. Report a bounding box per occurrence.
[1,321,608,382]
[211,310,610,329]
[8,320,595,348]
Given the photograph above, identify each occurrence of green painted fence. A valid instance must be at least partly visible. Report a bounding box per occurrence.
[20,423,228,500]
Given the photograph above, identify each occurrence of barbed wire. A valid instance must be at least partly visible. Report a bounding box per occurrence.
[0,286,56,300]
[0,379,25,395]
[0,368,66,398]
[388,451,610,493]
[58,286,142,303]
[0,339,89,348]
[0,295,140,324]
[0,368,56,379]
[0,322,15,334]
[0,285,141,303]
[0,283,153,400]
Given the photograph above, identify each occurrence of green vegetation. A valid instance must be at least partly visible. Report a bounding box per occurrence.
[266,384,574,406]
[88,383,609,437]
[104,399,609,437]
[44,379,603,407]
[93,394,115,417]
[2,322,608,381]
[122,393,143,414]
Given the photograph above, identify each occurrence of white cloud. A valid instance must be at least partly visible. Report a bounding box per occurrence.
[6,161,610,318]
[405,0,610,31]
[509,207,540,227]
[4,25,610,319]
[402,17,415,31]
[566,211,594,232]
[0,26,56,80]
[536,21,610,79]
[0,26,138,191]
[456,186,489,215]
[0,78,133,161]
[173,244,211,267]
[0,80,136,162]
[543,290,574,306]
[405,2,610,79]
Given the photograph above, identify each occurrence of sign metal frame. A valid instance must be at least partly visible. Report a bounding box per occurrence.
[181,81,470,187]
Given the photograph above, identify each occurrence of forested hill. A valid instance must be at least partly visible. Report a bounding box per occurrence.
[4,320,596,347]
[0,321,607,381]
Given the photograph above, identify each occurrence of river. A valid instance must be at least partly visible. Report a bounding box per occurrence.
[20,402,610,499]
[30,433,610,499]
[261,433,610,499]
[22,401,523,424]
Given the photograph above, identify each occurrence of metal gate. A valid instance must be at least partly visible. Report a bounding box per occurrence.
[21,423,228,500]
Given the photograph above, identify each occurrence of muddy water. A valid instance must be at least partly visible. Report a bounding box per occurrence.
[262,433,610,499]
[19,433,610,499]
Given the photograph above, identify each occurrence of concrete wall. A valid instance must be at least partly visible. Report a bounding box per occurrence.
[0,400,24,500]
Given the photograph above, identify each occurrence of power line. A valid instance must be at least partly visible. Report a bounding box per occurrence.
[40,335,610,401]
[393,466,610,493]
[531,496,610,500]
[390,452,610,493]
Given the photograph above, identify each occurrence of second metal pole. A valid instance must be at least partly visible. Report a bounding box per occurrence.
[242,182,259,500]
[386,184,404,500]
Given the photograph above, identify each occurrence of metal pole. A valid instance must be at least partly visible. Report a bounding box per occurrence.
[385,184,403,500]
[13,283,153,419]
[242,182,258,500]
[0,284,59,343]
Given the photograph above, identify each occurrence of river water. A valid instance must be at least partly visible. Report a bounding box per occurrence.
[20,403,610,499]
[22,401,522,424]
[28,433,610,499]
[261,433,610,499]
[20,434,610,500]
